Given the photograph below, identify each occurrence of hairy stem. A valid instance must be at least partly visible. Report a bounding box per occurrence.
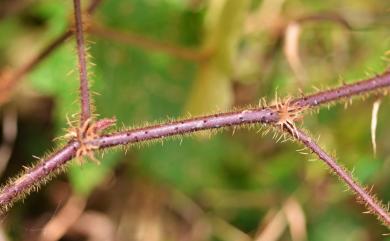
[0,31,72,101]
[0,142,79,212]
[0,70,389,215]
[94,108,279,148]
[292,70,390,108]
[73,0,92,123]
[0,108,279,211]
[290,127,390,227]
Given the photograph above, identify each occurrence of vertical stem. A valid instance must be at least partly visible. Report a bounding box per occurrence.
[73,0,91,123]
[292,128,390,227]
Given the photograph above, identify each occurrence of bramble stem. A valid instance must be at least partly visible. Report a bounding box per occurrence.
[0,70,389,218]
[91,70,390,149]
[289,127,390,227]
[93,108,278,147]
[0,107,280,210]
[292,70,390,108]
[89,24,210,62]
[73,0,92,123]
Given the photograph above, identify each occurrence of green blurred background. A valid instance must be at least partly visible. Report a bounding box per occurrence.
[0,0,389,240]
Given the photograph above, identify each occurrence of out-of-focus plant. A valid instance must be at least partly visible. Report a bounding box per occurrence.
[0,0,389,240]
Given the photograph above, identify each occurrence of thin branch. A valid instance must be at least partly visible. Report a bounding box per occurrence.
[0,142,79,212]
[73,0,92,123]
[0,31,72,102]
[0,0,102,104]
[0,70,389,215]
[291,70,390,108]
[288,127,390,227]
[89,23,211,62]
[93,108,279,148]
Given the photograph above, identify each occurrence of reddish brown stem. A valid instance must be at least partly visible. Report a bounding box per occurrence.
[73,0,92,123]
[290,128,390,227]
[0,0,102,104]
[89,24,210,62]
[292,70,390,108]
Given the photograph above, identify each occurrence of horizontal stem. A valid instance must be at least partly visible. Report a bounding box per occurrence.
[0,69,389,214]
[291,128,390,227]
[93,70,390,148]
[94,108,279,148]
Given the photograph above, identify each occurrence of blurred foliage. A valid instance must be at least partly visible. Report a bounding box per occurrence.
[0,0,389,240]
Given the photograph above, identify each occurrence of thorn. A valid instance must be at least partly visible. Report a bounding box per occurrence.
[32,155,40,160]
[256,126,264,134]
[276,133,284,143]
[273,131,278,139]
[66,69,75,76]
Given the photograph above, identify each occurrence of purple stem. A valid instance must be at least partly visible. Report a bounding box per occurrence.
[292,70,390,108]
[0,108,278,210]
[291,128,390,227]
[0,70,389,219]
[73,0,92,123]
[86,0,102,13]
[93,108,279,148]
[90,71,390,148]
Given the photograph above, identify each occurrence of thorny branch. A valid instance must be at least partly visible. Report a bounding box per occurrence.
[0,0,389,229]
[0,70,389,227]
[288,127,390,227]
